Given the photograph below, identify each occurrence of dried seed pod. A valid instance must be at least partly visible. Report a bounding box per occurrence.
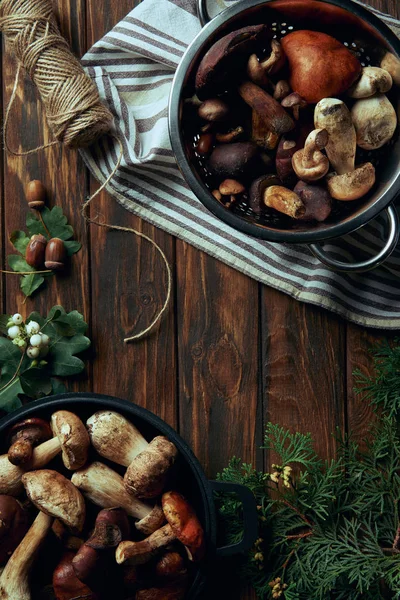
[25,235,48,270]
[45,238,66,271]
[26,180,46,210]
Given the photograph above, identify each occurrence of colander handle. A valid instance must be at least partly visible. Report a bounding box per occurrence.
[308,205,399,273]
[197,0,211,26]
[209,479,259,557]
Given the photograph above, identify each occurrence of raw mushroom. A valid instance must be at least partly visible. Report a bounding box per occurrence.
[380,52,400,86]
[136,580,188,600]
[315,98,376,201]
[275,126,311,187]
[8,418,52,466]
[198,98,230,122]
[207,142,261,179]
[0,495,30,565]
[293,181,332,222]
[0,410,90,496]
[351,94,397,150]
[72,507,130,586]
[314,98,356,175]
[273,80,291,102]
[87,411,178,498]
[246,39,286,87]
[215,126,244,143]
[53,552,99,600]
[22,470,86,533]
[249,174,281,214]
[0,511,53,600]
[292,129,330,182]
[281,30,361,103]
[116,491,204,566]
[195,24,268,97]
[238,81,295,135]
[251,110,280,151]
[71,461,165,535]
[281,93,308,121]
[348,67,393,98]
[155,551,188,581]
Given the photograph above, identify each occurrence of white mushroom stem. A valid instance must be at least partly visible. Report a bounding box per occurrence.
[71,462,164,535]
[301,129,329,167]
[0,437,61,496]
[351,94,397,150]
[86,411,148,467]
[116,524,176,565]
[314,98,356,175]
[0,511,53,600]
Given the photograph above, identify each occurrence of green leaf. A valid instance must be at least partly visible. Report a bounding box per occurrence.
[50,378,68,395]
[0,315,11,336]
[20,274,46,298]
[10,230,30,255]
[0,376,23,412]
[45,306,88,337]
[64,240,82,256]
[7,254,35,273]
[19,368,52,398]
[0,337,24,372]
[27,206,76,242]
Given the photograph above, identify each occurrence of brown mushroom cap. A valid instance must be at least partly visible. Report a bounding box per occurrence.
[51,411,90,470]
[162,491,205,562]
[195,25,268,97]
[0,495,30,565]
[198,98,229,122]
[155,551,187,581]
[53,552,99,600]
[22,469,86,533]
[327,162,376,201]
[124,436,178,499]
[136,580,188,600]
[293,181,332,222]
[208,142,261,179]
[249,174,281,214]
[292,129,330,182]
[8,418,52,466]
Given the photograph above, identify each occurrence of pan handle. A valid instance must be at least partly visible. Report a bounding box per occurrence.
[308,205,399,273]
[198,0,211,26]
[209,480,258,558]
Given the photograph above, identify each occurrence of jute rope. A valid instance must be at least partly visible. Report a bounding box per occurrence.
[0,0,172,341]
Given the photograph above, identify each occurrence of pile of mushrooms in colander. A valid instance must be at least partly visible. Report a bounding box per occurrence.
[0,411,204,600]
[188,26,400,223]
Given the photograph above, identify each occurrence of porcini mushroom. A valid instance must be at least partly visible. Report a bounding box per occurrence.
[195,24,268,97]
[71,462,164,535]
[281,30,361,103]
[136,580,188,600]
[198,98,230,122]
[155,551,187,581]
[72,508,130,586]
[0,495,30,565]
[293,181,332,222]
[87,411,178,498]
[22,470,86,533]
[315,98,376,200]
[116,491,205,565]
[0,511,53,600]
[0,410,90,496]
[249,174,281,214]
[8,418,52,466]
[246,39,286,87]
[275,126,311,187]
[292,129,330,182]
[215,126,244,143]
[281,93,308,121]
[348,66,393,98]
[251,110,280,150]
[381,52,400,86]
[351,94,397,150]
[238,81,295,135]
[264,186,305,219]
[53,552,99,600]
[208,142,261,178]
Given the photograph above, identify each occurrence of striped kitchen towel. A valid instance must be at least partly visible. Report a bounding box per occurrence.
[80,0,400,330]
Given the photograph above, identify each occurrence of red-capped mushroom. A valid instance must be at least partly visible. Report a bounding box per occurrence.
[0,495,30,565]
[116,491,205,565]
[53,552,99,600]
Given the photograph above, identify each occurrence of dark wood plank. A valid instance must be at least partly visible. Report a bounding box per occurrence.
[2,0,91,394]
[86,1,178,428]
[261,289,346,462]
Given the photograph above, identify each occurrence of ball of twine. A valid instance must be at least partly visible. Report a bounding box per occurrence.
[0,0,113,148]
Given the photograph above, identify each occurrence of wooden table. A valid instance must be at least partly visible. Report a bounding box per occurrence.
[1,0,398,597]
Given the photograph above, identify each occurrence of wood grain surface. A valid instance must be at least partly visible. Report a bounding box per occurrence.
[0,0,397,598]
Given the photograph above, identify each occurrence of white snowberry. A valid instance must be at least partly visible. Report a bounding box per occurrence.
[8,326,21,339]
[12,314,23,325]
[26,321,40,335]
[30,334,42,348]
[40,333,50,346]
[27,346,40,359]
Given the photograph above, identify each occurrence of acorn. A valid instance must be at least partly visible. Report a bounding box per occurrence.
[25,235,47,269]
[26,180,46,210]
[45,238,66,271]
